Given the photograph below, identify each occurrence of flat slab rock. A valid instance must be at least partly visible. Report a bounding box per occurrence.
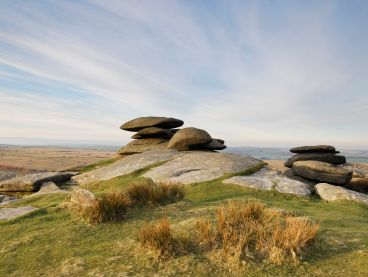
[143,152,263,184]
[0,172,76,192]
[315,183,368,205]
[223,168,313,196]
[72,150,185,185]
[292,161,353,185]
[0,206,37,221]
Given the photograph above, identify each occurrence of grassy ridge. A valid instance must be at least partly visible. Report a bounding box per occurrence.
[0,164,368,276]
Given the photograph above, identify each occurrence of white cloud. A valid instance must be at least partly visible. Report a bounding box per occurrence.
[0,1,367,147]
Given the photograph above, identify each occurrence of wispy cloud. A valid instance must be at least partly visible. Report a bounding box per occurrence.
[0,0,367,147]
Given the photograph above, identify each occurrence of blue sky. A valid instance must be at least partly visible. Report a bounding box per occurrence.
[0,0,367,148]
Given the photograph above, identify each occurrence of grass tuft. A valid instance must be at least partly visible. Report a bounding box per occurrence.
[195,200,319,264]
[73,191,131,224]
[139,218,176,258]
[125,179,184,207]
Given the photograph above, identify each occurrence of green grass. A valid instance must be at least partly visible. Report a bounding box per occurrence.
[78,157,121,173]
[1,163,368,276]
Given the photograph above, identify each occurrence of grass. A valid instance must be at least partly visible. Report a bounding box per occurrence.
[77,157,121,173]
[0,163,368,276]
[70,180,184,224]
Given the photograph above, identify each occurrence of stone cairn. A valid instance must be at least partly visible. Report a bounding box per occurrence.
[118,116,226,155]
[285,145,354,186]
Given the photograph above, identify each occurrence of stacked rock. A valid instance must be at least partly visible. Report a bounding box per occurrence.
[286,145,353,186]
[118,116,226,155]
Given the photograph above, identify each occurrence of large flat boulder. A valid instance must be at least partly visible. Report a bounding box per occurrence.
[168,127,213,151]
[284,153,346,168]
[223,168,312,196]
[292,161,353,185]
[72,150,184,185]
[120,117,184,132]
[0,206,37,221]
[290,145,336,154]
[132,127,174,139]
[0,172,76,192]
[143,152,263,184]
[118,138,169,155]
[315,183,368,205]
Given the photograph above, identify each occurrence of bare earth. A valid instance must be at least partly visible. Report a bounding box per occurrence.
[0,146,116,181]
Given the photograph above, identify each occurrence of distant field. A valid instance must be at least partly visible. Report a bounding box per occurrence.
[0,147,116,179]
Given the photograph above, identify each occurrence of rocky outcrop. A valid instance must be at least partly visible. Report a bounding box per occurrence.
[0,172,76,192]
[120,116,184,131]
[167,127,213,150]
[223,168,312,196]
[118,138,169,155]
[143,152,263,184]
[118,116,227,155]
[342,163,368,193]
[72,150,185,185]
[26,182,68,197]
[315,183,368,205]
[292,161,353,185]
[285,153,346,168]
[290,145,336,154]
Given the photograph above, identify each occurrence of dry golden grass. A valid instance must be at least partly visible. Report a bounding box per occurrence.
[125,179,184,206]
[139,218,176,258]
[195,200,319,264]
[71,180,184,224]
[74,191,131,224]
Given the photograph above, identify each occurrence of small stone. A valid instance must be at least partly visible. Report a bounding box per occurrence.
[70,188,98,207]
[201,139,227,150]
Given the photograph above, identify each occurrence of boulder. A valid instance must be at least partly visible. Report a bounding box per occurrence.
[223,168,312,196]
[0,194,18,206]
[26,182,68,197]
[131,127,174,139]
[143,151,263,184]
[70,188,98,207]
[202,139,227,151]
[292,161,353,185]
[315,183,368,205]
[120,117,184,132]
[213,138,225,144]
[0,172,76,192]
[341,164,368,193]
[290,145,336,154]
[167,127,213,151]
[118,138,169,155]
[0,206,37,221]
[284,153,346,168]
[72,150,185,185]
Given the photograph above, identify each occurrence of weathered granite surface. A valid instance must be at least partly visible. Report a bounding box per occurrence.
[143,151,263,184]
[315,183,368,205]
[223,168,313,196]
[0,172,76,192]
[0,206,37,221]
[72,150,185,185]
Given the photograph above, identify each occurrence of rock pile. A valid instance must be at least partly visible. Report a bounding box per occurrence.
[118,116,226,155]
[285,145,346,167]
[285,145,352,186]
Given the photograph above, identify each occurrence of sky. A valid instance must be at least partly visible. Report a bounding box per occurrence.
[0,0,367,148]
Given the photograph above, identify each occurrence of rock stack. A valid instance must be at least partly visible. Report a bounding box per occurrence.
[118,116,226,155]
[285,145,353,186]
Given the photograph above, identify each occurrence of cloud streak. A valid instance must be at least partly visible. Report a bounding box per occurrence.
[0,0,367,148]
